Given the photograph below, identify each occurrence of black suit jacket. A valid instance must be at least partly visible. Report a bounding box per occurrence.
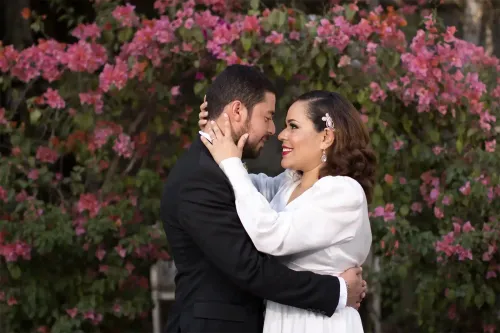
[160,137,340,333]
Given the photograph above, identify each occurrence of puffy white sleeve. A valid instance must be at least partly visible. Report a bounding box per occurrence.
[248,171,288,202]
[219,157,365,256]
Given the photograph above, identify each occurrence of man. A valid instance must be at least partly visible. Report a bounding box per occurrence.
[160,65,366,333]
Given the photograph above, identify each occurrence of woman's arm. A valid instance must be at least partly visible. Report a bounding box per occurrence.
[248,171,288,202]
[220,157,366,256]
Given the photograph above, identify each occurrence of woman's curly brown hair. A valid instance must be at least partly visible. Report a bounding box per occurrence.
[296,90,377,203]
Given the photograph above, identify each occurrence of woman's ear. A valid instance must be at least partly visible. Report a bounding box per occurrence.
[320,129,335,150]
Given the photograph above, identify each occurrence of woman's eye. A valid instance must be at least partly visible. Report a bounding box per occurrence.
[290,124,298,129]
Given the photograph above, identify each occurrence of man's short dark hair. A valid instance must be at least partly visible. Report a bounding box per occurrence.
[206,65,276,120]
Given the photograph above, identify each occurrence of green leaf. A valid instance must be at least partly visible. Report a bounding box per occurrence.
[192,28,205,43]
[315,53,327,68]
[371,132,381,147]
[429,129,440,143]
[250,0,259,10]
[467,128,478,137]
[399,205,409,216]
[8,264,21,279]
[277,11,287,28]
[344,5,356,21]
[374,184,383,201]
[194,81,206,95]
[30,109,42,124]
[456,139,463,153]
[485,287,495,305]
[73,112,94,130]
[273,62,284,76]
[474,293,484,308]
[241,36,252,52]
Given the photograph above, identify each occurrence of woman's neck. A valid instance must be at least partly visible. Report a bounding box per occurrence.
[297,164,322,190]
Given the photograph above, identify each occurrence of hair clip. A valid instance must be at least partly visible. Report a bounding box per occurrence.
[322,113,334,130]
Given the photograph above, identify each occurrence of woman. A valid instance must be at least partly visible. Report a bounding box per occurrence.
[199,90,376,333]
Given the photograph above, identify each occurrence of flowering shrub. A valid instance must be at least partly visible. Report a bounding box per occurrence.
[0,0,499,332]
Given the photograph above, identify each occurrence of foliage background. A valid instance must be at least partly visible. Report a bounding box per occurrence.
[0,0,499,332]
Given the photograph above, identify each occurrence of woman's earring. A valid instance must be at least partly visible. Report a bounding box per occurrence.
[321,150,327,163]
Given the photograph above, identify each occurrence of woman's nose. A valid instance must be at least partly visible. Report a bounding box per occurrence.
[277,128,286,141]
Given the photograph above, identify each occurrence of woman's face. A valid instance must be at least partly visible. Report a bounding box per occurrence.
[277,100,326,172]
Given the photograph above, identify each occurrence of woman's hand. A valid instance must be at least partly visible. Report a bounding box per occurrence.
[199,95,208,131]
[200,113,249,165]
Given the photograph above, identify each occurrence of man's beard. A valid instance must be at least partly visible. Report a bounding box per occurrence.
[233,122,264,159]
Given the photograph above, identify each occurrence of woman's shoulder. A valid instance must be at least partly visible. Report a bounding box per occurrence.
[313,175,366,206]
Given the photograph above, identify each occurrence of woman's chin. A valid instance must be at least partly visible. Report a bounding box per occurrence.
[280,159,291,169]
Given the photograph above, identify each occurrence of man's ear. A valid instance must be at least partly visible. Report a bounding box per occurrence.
[226,100,248,123]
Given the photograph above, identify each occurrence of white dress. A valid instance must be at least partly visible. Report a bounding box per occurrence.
[219,158,372,333]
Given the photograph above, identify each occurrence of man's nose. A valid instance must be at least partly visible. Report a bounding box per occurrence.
[268,120,276,135]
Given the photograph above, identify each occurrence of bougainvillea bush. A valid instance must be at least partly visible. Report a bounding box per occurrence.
[0,0,499,332]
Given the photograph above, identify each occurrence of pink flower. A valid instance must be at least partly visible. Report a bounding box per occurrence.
[79,91,104,114]
[43,88,65,109]
[36,146,58,164]
[459,181,471,196]
[434,206,444,219]
[77,193,101,218]
[393,140,404,151]
[243,15,260,33]
[112,4,138,27]
[125,262,135,274]
[462,221,474,233]
[369,82,387,102]
[432,146,444,156]
[95,248,106,261]
[384,174,394,184]
[485,139,496,152]
[113,133,134,159]
[71,23,101,41]
[442,195,452,205]
[0,108,8,125]
[184,18,194,29]
[457,247,473,261]
[7,297,18,306]
[0,186,7,202]
[66,308,78,318]
[265,31,284,45]
[289,31,300,40]
[115,245,127,258]
[386,81,398,91]
[338,55,351,68]
[171,86,181,96]
[28,169,39,180]
[99,58,129,92]
[366,42,378,53]
[113,303,122,313]
[62,41,107,73]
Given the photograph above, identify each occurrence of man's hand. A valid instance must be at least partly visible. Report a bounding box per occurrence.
[340,267,367,310]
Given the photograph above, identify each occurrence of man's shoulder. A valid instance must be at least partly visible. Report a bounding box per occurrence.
[166,145,228,190]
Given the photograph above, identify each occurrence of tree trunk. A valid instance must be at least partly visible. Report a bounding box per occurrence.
[463,0,484,45]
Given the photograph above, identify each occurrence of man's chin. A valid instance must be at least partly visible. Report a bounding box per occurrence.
[242,146,262,159]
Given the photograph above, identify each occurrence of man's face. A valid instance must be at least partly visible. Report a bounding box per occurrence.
[238,92,276,159]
